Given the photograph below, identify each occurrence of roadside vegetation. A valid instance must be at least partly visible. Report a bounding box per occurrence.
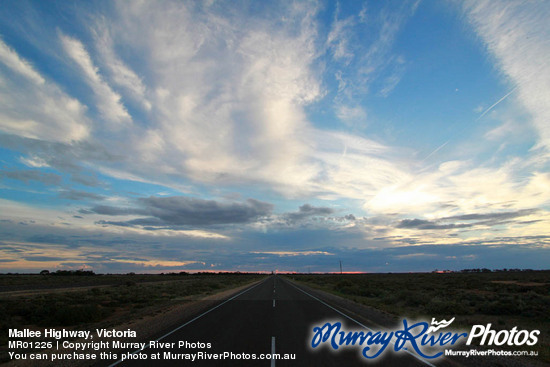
[0,272,265,349]
[287,271,550,363]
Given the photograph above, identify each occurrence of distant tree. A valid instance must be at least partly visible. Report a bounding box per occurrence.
[40,270,50,275]
[53,269,95,276]
[75,269,95,276]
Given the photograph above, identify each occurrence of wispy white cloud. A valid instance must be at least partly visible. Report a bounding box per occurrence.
[308,129,413,201]
[0,39,89,142]
[92,18,151,111]
[0,1,549,274]
[85,1,324,193]
[60,33,131,126]
[325,1,415,137]
[0,198,230,240]
[357,3,415,88]
[250,251,334,257]
[110,259,205,268]
[378,61,405,97]
[97,225,230,240]
[373,160,550,216]
[19,155,50,168]
[464,0,550,154]
[326,5,355,64]
[366,1,550,240]
[0,38,44,85]
[2,2,420,205]
[336,104,367,127]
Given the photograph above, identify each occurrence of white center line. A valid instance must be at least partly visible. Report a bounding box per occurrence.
[271,336,276,367]
[273,299,276,307]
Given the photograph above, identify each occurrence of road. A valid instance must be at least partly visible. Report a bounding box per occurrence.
[105,275,449,366]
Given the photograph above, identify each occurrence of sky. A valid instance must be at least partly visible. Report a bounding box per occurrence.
[0,0,549,273]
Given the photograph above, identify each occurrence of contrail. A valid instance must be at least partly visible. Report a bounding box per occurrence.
[476,86,517,121]
[421,86,518,163]
[421,140,449,163]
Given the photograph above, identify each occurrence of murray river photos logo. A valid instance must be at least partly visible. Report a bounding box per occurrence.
[310,317,540,360]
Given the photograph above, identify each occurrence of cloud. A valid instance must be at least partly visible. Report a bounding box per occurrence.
[1,1,419,204]
[325,1,416,129]
[1,212,549,273]
[0,135,121,178]
[109,259,204,268]
[305,129,413,202]
[463,1,550,154]
[59,33,131,126]
[85,196,273,227]
[140,197,273,225]
[444,209,539,222]
[335,104,367,127]
[0,38,44,85]
[326,9,355,63]
[397,209,540,230]
[250,251,334,257]
[387,210,550,251]
[68,0,324,194]
[89,199,354,234]
[83,205,138,216]
[70,173,103,187]
[0,170,62,186]
[0,239,201,272]
[94,220,230,239]
[0,39,90,143]
[19,155,50,168]
[0,1,549,274]
[397,218,471,230]
[58,189,105,201]
[378,65,405,97]
[285,204,334,222]
[364,155,550,222]
[92,18,151,111]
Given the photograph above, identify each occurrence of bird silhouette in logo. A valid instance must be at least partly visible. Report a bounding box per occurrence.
[427,317,456,333]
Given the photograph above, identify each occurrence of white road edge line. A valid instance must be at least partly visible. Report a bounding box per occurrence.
[107,277,270,367]
[285,279,437,367]
[271,336,276,367]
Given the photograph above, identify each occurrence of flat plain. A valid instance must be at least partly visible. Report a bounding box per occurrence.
[0,272,265,363]
[1,271,548,365]
[288,271,550,364]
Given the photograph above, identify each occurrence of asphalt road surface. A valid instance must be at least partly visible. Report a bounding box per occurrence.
[106,275,453,367]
